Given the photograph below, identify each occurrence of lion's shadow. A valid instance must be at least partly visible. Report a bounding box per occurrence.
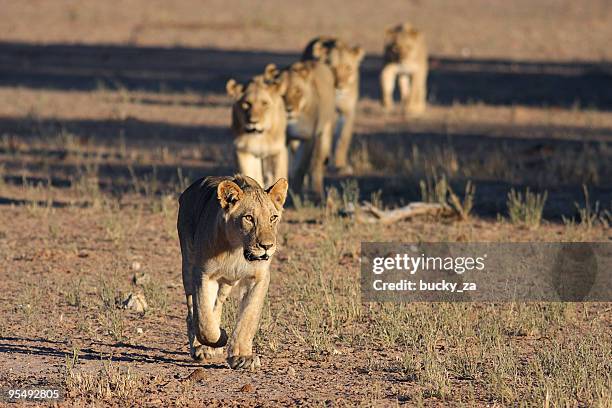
[0,336,227,369]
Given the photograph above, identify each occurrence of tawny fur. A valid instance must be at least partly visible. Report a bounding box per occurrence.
[380,23,428,115]
[302,37,364,175]
[226,76,289,189]
[265,61,336,201]
[177,174,288,370]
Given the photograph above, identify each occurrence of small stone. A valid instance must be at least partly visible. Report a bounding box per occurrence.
[186,368,206,383]
[288,366,296,376]
[122,292,148,313]
[131,261,142,271]
[240,383,255,393]
[136,327,144,335]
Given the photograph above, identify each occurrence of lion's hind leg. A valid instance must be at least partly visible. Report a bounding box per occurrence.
[186,294,206,361]
[179,218,205,361]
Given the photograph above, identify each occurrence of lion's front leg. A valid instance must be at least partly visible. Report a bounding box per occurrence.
[406,67,427,116]
[332,103,356,174]
[380,63,398,111]
[398,74,411,115]
[261,147,288,189]
[193,276,228,351]
[227,272,270,370]
[310,121,333,202]
[187,300,223,361]
[290,138,315,195]
[267,147,288,189]
[189,279,234,361]
[236,150,264,188]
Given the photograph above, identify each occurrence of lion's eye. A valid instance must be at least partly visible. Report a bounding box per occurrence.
[241,102,250,110]
[261,100,269,107]
[270,215,278,222]
[244,215,254,223]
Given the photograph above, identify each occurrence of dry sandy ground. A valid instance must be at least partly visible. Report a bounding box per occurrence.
[0,1,611,406]
[0,194,609,406]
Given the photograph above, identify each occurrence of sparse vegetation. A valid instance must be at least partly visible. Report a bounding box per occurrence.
[1,1,611,405]
[573,185,611,229]
[507,188,548,227]
[65,357,145,402]
[420,175,476,220]
[340,179,360,210]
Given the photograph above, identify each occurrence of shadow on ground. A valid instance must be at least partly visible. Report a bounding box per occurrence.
[1,41,612,109]
[1,42,611,218]
[1,115,610,219]
[0,336,215,368]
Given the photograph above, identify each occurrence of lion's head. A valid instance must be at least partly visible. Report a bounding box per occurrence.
[310,38,364,90]
[217,175,288,262]
[384,23,423,63]
[265,62,316,122]
[226,76,287,135]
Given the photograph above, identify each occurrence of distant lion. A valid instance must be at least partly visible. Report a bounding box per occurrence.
[302,36,365,175]
[178,174,288,370]
[380,23,428,115]
[264,61,336,201]
[226,76,288,189]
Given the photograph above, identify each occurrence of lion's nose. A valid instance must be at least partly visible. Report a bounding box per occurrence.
[259,242,273,251]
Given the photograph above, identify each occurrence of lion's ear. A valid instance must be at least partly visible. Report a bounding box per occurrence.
[270,71,288,95]
[266,178,288,210]
[312,41,326,60]
[217,180,244,209]
[352,46,365,62]
[264,64,279,81]
[226,79,244,99]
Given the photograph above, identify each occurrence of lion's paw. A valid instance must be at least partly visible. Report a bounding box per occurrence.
[190,344,205,361]
[227,354,261,370]
[191,345,224,361]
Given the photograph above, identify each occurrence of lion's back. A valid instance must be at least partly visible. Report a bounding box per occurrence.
[178,176,225,244]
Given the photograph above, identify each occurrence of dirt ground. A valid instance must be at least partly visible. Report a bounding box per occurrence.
[0,1,611,406]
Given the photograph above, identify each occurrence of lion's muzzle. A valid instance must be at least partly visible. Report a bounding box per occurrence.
[244,122,264,133]
[244,249,271,262]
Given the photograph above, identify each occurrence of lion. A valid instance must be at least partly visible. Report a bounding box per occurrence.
[380,23,428,115]
[177,174,288,370]
[302,36,365,175]
[264,61,336,201]
[226,75,288,189]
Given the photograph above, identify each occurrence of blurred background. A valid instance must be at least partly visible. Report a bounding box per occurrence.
[1,0,611,218]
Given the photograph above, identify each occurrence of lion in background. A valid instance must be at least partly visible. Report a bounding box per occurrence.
[226,76,288,189]
[264,61,336,201]
[177,174,288,370]
[302,36,365,175]
[380,23,428,115]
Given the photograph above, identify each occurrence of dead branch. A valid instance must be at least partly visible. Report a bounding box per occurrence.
[355,201,452,224]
